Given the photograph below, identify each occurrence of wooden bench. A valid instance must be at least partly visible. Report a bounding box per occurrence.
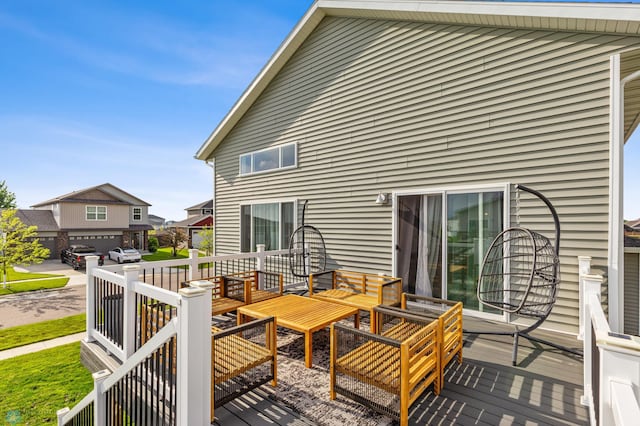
[330,306,440,426]
[309,270,402,332]
[378,293,463,390]
[140,304,277,422]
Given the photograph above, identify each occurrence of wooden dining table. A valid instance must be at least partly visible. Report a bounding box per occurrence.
[237,294,359,368]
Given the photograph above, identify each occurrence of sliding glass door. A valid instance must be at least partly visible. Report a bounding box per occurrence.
[396,188,504,313]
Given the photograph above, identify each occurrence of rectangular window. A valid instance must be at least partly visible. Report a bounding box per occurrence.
[240,201,295,252]
[133,207,142,221]
[239,143,297,176]
[86,206,107,221]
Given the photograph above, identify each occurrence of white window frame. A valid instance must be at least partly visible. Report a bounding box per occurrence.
[239,198,297,252]
[239,143,297,176]
[86,205,107,221]
[132,207,142,222]
[392,183,510,321]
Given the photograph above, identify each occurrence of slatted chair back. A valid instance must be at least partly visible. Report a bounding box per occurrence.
[331,307,440,426]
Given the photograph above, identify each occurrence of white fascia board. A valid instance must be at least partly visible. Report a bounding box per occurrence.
[319,0,640,21]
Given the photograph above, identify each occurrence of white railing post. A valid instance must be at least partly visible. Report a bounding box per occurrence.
[578,256,592,340]
[188,248,199,281]
[93,369,111,425]
[177,283,212,425]
[256,244,266,289]
[85,256,99,343]
[122,265,139,359]
[56,407,69,426]
[582,273,603,410]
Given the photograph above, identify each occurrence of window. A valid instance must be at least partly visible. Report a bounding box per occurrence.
[240,201,295,252]
[133,207,142,221]
[239,143,297,176]
[86,206,107,221]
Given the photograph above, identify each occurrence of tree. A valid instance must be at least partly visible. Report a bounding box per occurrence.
[0,209,50,288]
[198,226,214,256]
[167,227,187,257]
[0,180,16,209]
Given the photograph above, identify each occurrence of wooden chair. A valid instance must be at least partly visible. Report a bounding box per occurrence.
[330,306,439,426]
[309,269,402,332]
[377,293,463,389]
[182,275,248,316]
[140,303,277,421]
[224,270,284,304]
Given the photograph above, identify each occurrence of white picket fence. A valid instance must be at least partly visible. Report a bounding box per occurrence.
[579,256,640,425]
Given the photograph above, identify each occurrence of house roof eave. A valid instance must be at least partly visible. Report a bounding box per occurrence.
[194,0,640,161]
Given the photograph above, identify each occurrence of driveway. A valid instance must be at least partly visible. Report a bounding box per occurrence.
[0,259,106,329]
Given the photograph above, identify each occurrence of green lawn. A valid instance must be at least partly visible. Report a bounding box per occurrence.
[142,247,190,261]
[0,314,86,351]
[0,342,93,425]
[5,267,62,282]
[0,277,69,296]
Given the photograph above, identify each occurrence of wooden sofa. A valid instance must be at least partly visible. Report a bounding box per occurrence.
[330,306,440,426]
[377,293,463,389]
[183,270,283,316]
[140,304,277,421]
[309,270,402,332]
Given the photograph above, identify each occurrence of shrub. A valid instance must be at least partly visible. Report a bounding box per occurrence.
[148,236,159,253]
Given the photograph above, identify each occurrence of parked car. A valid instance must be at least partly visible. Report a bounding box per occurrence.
[61,245,105,270]
[108,247,142,264]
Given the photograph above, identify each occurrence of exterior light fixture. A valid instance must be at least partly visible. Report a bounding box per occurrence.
[376,192,390,205]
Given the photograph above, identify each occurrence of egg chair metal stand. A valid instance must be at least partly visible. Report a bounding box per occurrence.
[467,184,582,366]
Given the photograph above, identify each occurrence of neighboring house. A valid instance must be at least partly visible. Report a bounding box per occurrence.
[148,214,166,230]
[196,1,640,335]
[168,200,213,249]
[22,183,153,257]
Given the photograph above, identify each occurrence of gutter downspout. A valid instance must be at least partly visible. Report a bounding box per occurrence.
[611,60,640,333]
[205,159,216,256]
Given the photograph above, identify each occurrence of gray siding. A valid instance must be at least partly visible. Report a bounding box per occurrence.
[212,17,640,332]
[624,251,640,335]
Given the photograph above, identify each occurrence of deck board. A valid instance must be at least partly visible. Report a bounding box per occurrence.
[209,315,587,425]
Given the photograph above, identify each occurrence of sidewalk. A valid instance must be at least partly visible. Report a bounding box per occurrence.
[0,332,86,361]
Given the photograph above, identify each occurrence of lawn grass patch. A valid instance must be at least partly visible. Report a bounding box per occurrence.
[6,266,62,282]
[142,247,190,262]
[0,277,69,296]
[0,313,86,351]
[0,342,93,425]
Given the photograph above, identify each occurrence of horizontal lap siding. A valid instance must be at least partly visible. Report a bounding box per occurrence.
[213,17,640,332]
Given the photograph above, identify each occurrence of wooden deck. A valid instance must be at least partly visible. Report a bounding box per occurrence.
[211,315,588,425]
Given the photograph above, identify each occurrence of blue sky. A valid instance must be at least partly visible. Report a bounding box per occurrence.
[1,0,640,220]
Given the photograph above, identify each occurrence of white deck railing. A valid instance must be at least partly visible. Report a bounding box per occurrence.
[58,246,302,425]
[579,256,640,425]
[58,255,214,425]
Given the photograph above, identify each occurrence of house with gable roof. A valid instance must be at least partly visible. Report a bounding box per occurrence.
[195,0,640,336]
[20,183,153,256]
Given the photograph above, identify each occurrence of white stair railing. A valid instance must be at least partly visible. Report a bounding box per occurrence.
[580,257,640,425]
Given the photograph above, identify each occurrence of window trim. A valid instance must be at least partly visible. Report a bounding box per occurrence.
[86,205,107,221]
[132,207,142,222]
[239,198,297,252]
[239,143,297,176]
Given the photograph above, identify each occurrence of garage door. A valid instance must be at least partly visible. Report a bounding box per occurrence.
[69,235,122,254]
[31,237,58,259]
